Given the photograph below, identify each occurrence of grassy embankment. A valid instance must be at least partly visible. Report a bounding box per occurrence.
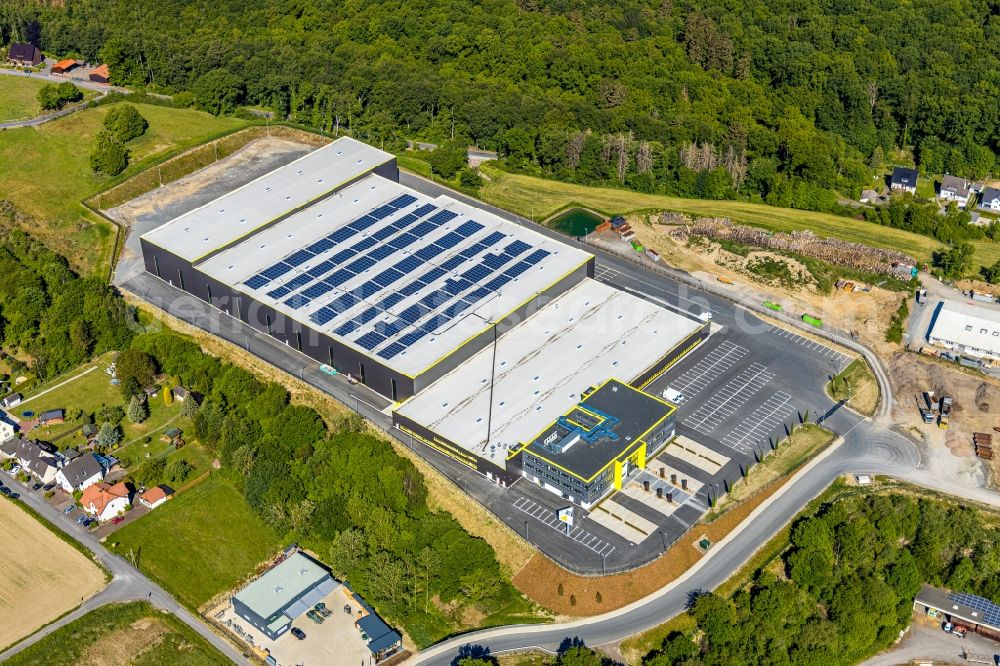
[475,166,1000,272]
[0,99,246,276]
[3,601,229,666]
[827,358,880,415]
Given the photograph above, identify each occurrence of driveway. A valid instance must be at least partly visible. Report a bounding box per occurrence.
[862,615,1000,666]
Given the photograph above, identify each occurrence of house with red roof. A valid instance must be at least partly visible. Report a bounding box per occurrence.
[80,481,130,522]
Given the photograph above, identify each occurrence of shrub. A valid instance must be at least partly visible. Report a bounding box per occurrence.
[89,131,129,176]
[103,104,148,142]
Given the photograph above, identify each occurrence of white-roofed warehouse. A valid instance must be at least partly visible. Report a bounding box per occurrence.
[927,299,1000,361]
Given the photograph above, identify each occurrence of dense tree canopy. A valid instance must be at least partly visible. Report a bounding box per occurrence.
[645,493,1000,665]
[2,0,997,213]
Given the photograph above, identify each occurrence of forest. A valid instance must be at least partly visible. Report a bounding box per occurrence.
[0,223,133,380]
[127,330,536,645]
[642,491,1000,666]
[0,0,998,217]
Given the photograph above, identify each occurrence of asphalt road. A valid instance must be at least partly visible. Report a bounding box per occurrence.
[0,481,250,664]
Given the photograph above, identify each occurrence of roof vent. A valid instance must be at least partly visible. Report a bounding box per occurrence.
[274,586,283,594]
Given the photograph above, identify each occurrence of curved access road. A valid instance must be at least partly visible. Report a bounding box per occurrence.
[410,416,1000,666]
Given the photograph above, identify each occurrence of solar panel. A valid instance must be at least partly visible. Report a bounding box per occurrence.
[378,342,407,360]
[332,293,360,311]
[310,308,336,326]
[355,283,381,299]
[395,256,422,273]
[394,213,419,228]
[285,274,313,291]
[261,263,293,280]
[443,278,472,295]
[504,240,532,257]
[440,255,465,271]
[382,293,404,308]
[302,283,333,299]
[445,300,472,317]
[335,321,360,336]
[465,287,491,304]
[388,233,418,251]
[283,294,310,309]
[326,270,354,287]
[346,256,377,273]
[372,269,404,288]
[413,204,437,217]
[399,281,424,297]
[329,249,356,264]
[352,237,377,252]
[481,231,506,246]
[369,246,395,261]
[285,249,314,267]
[266,285,292,299]
[422,314,451,331]
[427,210,458,225]
[419,290,451,308]
[399,330,427,346]
[389,193,417,209]
[455,220,485,237]
[307,260,336,278]
[328,228,355,244]
[371,226,397,242]
[462,265,492,282]
[415,246,438,261]
[370,205,395,220]
[948,592,1000,625]
[422,267,447,283]
[355,331,386,351]
[350,215,377,230]
[504,261,531,278]
[482,253,509,270]
[483,274,511,291]
[410,221,436,237]
[523,249,551,265]
[398,304,430,324]
[243,275,269,290]
[375,320,407,337]
[306,238,335,254]
[435,232,463,250]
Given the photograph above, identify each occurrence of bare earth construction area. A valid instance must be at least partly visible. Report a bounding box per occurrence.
[0,500,106,649]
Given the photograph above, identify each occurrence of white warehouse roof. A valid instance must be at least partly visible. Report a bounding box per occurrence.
[928,299,1000,359]
[141,137,394,262]
[181,171,590,378]
[394,279,704,466]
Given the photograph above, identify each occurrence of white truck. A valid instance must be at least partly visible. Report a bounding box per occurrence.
[662,387,686,404]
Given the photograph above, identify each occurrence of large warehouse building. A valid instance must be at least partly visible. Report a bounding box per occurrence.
[141,137,592,401]
[927,299,1000,362]
[140,137,708,505]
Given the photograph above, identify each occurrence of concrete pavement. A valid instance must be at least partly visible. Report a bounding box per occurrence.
[0,485,250,664]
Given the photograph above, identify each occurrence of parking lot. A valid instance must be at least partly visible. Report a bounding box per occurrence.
[214,586,371,666]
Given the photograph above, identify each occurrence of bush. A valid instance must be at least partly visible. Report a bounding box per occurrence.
[97,404,125,425]
[885,298,910,343]
[37,82,83,110]
[103,105,148,142]
[89,131,129,176]
[172,91,195,108]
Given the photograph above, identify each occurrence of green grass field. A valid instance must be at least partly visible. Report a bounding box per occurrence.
[0,102,246,275]
[110,475,281,609]
[476,166,1000,272]
[3,601,227,666]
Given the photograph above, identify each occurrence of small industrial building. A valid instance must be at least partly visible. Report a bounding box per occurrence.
[927,299,1000,362]
[890,166,918,194]
[914,584,1000,640]
[231,552,338,640]
[7,42,42,66]
[89,63,109,83]
[51,58,78,74]
[516,379,676,508]
[350,589,403,662]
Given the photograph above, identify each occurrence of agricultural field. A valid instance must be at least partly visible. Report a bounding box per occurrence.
[0,102,246,276]
[3,601,227,666]
[109,475,281,609]
[474,166,1000,270]
[0,498,106,650]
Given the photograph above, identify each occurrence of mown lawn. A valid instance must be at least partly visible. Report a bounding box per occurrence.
[475,166,1000,270]
[0,102,246,275]
[110,475,280,609]
[3,601,227,666]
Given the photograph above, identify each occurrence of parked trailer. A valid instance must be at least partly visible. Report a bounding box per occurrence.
[970,290,995,303]
[717,276,734,285]
[763,301,783,311]
[801,314,823,327]
[630,239,645,252]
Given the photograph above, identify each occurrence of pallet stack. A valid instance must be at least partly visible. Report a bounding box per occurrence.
[973,432,993,460]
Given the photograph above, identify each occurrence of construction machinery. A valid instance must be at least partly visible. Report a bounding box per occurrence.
[939,395,952,429]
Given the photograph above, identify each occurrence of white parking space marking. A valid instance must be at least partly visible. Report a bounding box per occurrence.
[512,497,616,557]
[596,266,623,281]
[721,392,795,454]
[683,363,773,435]
[766,325,851,370]
[666,341,748,399]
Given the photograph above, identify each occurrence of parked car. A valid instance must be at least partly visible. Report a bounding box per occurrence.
[290,627,306,640]
[9,492,18,499]
[0,487,11,496]
[9,465,21,475]
[314,603,331,617]
[64,505,76,515]
[76,514,87,524]
[31,482,42,491]
[111,516,125,524]
[944,622,954,633]
[306,610,322,624]
[42,482,55,491]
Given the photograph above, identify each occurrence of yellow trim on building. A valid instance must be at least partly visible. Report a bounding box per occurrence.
[636,324,708,390]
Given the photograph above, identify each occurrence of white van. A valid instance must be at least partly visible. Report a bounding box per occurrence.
[662,387,686,404]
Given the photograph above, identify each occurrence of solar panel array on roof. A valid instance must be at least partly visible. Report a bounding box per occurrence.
[948,592,1000,626]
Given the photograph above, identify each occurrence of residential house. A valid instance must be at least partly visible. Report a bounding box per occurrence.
[7,42,42,66]
[80,482,130,521]
[55,452,104,492]
[138,484,173,510]
[939,175,971,208]
[38,409,65,426]
[860,189,879,204]
[26,453,60,484]
[170,386,201,403]
[0,414,16,443]
[51,59,78,74]
[1,393,23,409]
[1,438,59,482]
[89,64,109,84]
[979,187,1000,212]
[890,167,918,194]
